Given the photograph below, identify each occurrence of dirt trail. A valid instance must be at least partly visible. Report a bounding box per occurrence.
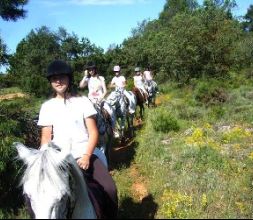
[0,93,26,101]
[108,95,164,218]
[109,116,160,218]
[109,119,149,202]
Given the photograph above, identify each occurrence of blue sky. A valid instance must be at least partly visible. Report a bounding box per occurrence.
[0,0,252,55]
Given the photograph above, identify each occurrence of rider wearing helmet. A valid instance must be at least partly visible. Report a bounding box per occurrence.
[39,59,107,167]
[79,61,107,104]
[133,67,148,103]
[109,65,137,136]
[110,65,126,90]
[143,66,153,85]
[37,60,118,218]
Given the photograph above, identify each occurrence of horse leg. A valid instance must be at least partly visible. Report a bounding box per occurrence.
[153,94,157,107]
[130,114,135,137]
[127,114,134,138]
[105,127,113,169]
[119,117,125,143]
[140,104,145,120]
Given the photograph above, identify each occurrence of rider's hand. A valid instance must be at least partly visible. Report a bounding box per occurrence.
[77,154,91,170]
[84,70,88,77]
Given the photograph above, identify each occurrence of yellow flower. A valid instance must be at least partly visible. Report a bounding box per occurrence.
[201,193,208,209]
[248,152,253,160]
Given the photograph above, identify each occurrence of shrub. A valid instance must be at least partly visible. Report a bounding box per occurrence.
[151,108,180,133]
[0,98,40,217]
[194,81,228,106]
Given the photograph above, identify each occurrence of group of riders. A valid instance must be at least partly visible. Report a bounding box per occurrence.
[80,62,155,105]
[79,62,158,137]
[33,60,158,218]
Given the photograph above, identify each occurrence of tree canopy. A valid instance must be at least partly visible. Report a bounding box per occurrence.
[0,0,28,21]
[2,0,253,89]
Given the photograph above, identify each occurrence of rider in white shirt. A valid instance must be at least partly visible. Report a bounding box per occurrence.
[79,63,107,104]
[110,65,136,113]
[133,67,148,103]
[37,60,118,218]
[110,65,126,91]
[79,62,116,138]
[143,66,153,84]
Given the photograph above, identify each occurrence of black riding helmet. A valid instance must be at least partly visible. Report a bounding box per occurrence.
[47,60,73,80]
[86,61,97,70]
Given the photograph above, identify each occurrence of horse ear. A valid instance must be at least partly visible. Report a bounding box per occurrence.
[13,142,36,163]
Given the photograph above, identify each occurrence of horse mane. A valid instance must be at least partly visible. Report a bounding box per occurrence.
[21,143,71,197]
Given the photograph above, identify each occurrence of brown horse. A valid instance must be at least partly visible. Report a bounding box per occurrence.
[132,87,145,120]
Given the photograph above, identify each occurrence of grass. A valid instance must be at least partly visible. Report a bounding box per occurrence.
[121,73,253,218]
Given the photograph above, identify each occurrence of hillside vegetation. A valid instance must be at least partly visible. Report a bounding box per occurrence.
[1,0,253,218]
[113,70,253,218]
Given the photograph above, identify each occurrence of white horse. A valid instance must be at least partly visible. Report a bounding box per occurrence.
[15,142,97,219]
[146,80,158,107]
[105,88,137,141]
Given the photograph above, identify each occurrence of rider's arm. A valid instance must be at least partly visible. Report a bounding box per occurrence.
[40,126,52,147]
[122,77,126,88]
[121,76,127,88]
[77,115,98,170]
[150,71,153,79]
[101,78,107,99]
[133,77,137,87]
[110,78,116,88]
[84,115,98,155]
[109,82,115,88]
[79,70,89,89]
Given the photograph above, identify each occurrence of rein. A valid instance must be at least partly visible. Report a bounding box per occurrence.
[66,164,77,218]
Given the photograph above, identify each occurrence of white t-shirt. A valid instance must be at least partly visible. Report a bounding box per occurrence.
[37,96,99,159]
[111,76,126,88]
[133,75,145,88]
[143,70,152,81]
[87,76,105,100]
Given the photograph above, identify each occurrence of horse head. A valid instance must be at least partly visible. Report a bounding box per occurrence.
[107,89,137,140]
[146,83,153,96]
[14,142,96,219]
[106,91,125,117]
[106,91,120,108]
[146,81,158,107]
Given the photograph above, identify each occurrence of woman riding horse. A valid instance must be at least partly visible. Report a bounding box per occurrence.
[79,62,116,165]
[132,67,148,119]
[109,65,137,140]
[34,60,118,218]
[143,66,158,107]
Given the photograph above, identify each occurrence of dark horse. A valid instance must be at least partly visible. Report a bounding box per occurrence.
[132,87,145,120]
[93,101,115,167]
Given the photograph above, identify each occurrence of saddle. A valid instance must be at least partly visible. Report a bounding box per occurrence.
[100,101,113,127]
[82,155,118,219]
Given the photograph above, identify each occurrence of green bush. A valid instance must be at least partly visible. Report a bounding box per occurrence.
[151,108,180,133]
[0,74,16,88]
[194,80,228,106]
[0,98,40,218]
[21,75,50,97]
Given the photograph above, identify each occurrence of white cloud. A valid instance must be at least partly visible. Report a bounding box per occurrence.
[69,0,149,6]
[37,0,150,8]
